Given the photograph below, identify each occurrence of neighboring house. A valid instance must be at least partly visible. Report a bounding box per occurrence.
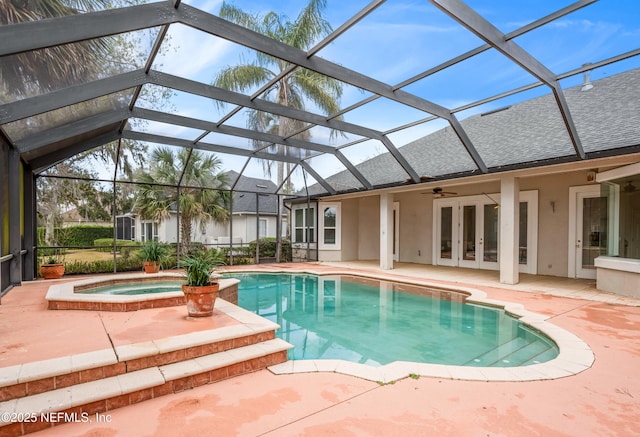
[60,207,110,228]
[117,171,281,247]
[289,68,640,298]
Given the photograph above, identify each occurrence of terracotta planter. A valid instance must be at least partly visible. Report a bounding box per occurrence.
[182,283,219,317]
[143,261,161,274]
[40,263,65,280]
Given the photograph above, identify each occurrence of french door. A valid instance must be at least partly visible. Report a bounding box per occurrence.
[436,199,499,270]
[434,192,538,273]
[569,186,608,279]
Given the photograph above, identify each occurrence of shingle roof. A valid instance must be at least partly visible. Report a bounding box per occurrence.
[305,68,640,196]
[226,170,279,215]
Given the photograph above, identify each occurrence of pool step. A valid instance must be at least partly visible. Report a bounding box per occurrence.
[464,338,526,366]
[0,339,292,436]
[499,342,555,367]
[465,338,555,367]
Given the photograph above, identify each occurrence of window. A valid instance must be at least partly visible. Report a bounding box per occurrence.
[141,221,158,242]
[293,206,315,243]
[319,202,341,250]
[259,219,267,238]
[116,215,135,241]
[599,167,640,260]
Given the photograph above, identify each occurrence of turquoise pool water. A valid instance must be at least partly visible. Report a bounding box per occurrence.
[77,281,182,295]
[229,272,559,367]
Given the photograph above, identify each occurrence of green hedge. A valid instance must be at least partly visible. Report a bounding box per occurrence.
[249,238,291,261]
[63,257,144,275]
[37,226,113,247]
[62,256,178,276]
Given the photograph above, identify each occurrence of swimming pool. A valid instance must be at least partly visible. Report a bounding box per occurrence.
[228,272,559,367]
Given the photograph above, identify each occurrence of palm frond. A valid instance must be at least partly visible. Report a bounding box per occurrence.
[219,1,263,33]
[287,0,332,50]
[212,64,274,98]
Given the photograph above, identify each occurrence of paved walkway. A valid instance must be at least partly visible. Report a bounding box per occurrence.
[1,262,639,436]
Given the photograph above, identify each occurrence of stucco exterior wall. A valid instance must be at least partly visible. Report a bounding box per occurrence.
[357,196,380,260]
[520,171,596,277]
[341,198,360,261]
[159,216,178,243]
[394,191,431,264]
[137,213,276,247]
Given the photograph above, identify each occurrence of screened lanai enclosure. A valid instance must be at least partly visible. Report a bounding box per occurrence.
[1,0,640,295]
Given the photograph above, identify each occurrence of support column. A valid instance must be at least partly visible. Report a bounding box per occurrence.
[380,193,394,270]
[500,176,520,284]
[22,168,36,281]
[8,148,22,286]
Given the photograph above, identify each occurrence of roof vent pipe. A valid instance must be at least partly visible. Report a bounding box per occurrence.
[581,63,593,91]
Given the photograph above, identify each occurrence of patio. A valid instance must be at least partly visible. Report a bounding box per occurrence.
[1,262,639,436]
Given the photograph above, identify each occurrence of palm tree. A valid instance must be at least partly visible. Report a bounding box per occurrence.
[212,0,344,190]
[0,0,110,99]
[135,148,231,255]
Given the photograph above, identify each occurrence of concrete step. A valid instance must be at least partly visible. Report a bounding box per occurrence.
[0,339,292,436]
[0,323,278,402]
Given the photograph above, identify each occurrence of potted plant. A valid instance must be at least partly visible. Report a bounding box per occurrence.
[179,249,226,317]
[138,240,171,274]
[40,256,65,279]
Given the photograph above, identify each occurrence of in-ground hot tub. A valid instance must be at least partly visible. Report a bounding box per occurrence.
[45,272,239,311]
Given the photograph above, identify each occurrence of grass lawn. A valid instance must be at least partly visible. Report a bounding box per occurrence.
[63,249,125,263]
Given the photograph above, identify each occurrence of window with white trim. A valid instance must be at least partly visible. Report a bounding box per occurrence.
[319,202,341,250]
[141,221,158,242]
[293,206,315,243]
[116,216,135,241]
[259,218,267,238]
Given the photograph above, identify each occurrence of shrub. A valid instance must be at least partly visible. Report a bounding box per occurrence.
[218,245,253,265]
[59,226,113,246]
[63,257,144,275]
[179,248,226,286]
[37,226,113,247]
[136,240,172,262]
[249,238,291,261]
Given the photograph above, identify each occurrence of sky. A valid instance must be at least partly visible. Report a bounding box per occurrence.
[129,0,640,192]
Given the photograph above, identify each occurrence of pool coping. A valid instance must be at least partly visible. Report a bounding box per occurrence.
[44,272,240,311]
[221,267,594,383]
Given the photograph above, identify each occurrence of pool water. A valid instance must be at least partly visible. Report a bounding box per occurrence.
[77,281,183,296]
[230,273,559,367]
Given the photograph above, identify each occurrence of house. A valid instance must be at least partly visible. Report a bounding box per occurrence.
[116,171,281,248]
[288,68,640,298]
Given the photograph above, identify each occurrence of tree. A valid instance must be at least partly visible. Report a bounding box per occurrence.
[212,0,344,191]
[3,1,177,245]
[0,0,110,99]
[135,148,231,255]
[36,161,100,245]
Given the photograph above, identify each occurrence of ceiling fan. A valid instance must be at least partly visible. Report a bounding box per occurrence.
[422,187,458,198]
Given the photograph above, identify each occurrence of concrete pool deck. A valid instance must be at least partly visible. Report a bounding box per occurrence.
[1,262,640,435]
